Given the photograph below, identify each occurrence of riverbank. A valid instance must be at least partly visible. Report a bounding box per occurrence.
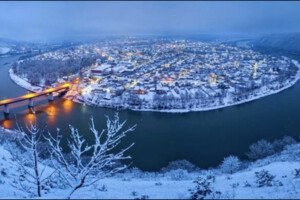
[9,60,300,113]
[9,68,42,92]
[136,60,300,113]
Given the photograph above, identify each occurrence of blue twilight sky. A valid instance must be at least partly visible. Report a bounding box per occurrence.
[0,1,299,41]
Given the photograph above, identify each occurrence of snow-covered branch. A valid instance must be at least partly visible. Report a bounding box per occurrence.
[45,113,136,199]
[10,115,54,197]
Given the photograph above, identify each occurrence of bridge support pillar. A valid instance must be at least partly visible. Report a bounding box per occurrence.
[4,104,9,115]
[48,92,54,101]
[28,98,34,108]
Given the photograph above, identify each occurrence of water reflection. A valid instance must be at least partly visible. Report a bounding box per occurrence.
[62,99,73,113]
[2,119,13,129]
[46,102,57,116]
[25,113,35,124]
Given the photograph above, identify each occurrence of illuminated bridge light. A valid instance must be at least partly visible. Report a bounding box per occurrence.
[23,93,36,99]
[0,99,11,104]
[44,88,55,93]
[0,84,70,109]
[61,83,71,88]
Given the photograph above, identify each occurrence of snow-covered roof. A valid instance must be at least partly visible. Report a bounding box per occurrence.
[92,64,111,71]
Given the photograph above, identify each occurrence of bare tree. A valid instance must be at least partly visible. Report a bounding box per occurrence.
[10,116,54,197]
[45,113,136,199]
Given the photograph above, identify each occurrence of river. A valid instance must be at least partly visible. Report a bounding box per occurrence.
[1,55,300,171]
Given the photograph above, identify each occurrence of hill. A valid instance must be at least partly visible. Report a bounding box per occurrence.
[253,32,300,53]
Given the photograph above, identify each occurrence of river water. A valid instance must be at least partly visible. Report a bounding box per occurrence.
[1,55,300,171]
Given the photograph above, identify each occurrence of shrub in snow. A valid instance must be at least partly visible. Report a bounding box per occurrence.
[135,195,150,200]
[161,160,199,173]
[282,143,300,161]
[139,171,159,180]
[131,191,138,197]
[206,175,216,183]
[189,176,221,200]
[0,170,5,184]
[273,136,297,152]
[246,139,275,160]
[281,135,297,145]
[220,155,241,174]
[255,170,276,187]
[98,184,108,192]
[155,182,163,186]
[166,169,189,181]
[231,183,239,189]
[128,167,143,178]
[293,169,300,178]
[243,181,251,187]
[1,168,7,177]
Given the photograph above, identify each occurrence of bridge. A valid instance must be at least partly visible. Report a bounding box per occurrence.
[0,83,71,115]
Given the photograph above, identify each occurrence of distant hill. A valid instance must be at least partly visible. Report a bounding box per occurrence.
[253,32,300,53]
[0,38,15,54]
[0,38,17,46]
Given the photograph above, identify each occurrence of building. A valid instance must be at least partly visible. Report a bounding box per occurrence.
[91,64,112,76]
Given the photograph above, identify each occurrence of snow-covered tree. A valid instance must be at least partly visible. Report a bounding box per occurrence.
[161,160,198,173]
[246,139,275,160]
[220,155,241,174]
[273,136,297,152]
[45,113,136,199]
[11,117,54,197]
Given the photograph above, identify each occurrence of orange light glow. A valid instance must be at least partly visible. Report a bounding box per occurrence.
[25,113,35,123]
[73,77,80,84]
[2,120,13,129]
[62,99,73,113]
[163,78,174,82]
[46,104,57,116]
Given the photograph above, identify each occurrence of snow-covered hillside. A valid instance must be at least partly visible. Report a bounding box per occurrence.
[0,140,299,199]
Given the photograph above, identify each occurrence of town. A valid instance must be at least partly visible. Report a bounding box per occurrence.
[12,38,300,112]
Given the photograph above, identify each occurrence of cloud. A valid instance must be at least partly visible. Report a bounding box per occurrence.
[0,1,299,41]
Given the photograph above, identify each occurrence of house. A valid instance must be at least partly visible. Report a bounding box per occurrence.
[91,64,112,76]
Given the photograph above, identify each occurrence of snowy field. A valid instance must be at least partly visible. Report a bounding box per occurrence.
[0,133,299,199]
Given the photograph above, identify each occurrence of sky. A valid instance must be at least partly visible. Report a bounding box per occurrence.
[0,1,300,41]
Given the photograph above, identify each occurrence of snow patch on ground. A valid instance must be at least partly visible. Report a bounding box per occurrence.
[0,47,10,54]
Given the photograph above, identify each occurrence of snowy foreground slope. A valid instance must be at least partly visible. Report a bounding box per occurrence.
[0,142,299,199]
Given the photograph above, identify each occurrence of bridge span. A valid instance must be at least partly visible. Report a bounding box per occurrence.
[0,83,71,115]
